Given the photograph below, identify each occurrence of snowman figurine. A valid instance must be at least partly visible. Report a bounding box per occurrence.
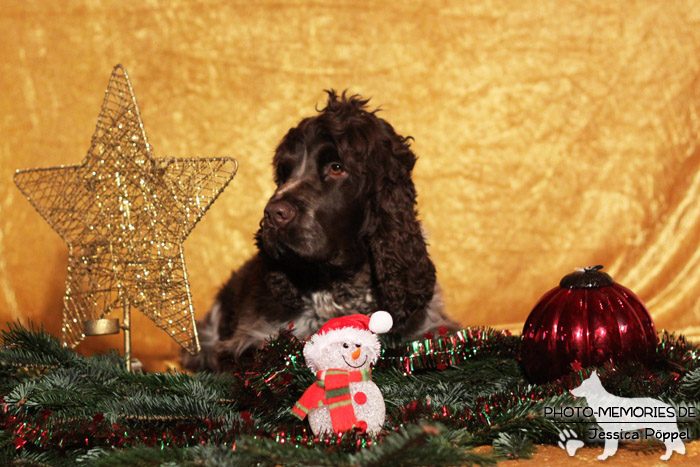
[291,311,393,435]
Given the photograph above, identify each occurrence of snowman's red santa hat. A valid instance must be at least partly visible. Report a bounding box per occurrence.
[317,311,392,336]
[303,311,393,372]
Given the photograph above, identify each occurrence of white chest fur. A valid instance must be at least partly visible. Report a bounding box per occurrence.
[292,291,373,341]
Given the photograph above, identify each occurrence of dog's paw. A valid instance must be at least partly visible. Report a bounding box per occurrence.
[558,428,584,457]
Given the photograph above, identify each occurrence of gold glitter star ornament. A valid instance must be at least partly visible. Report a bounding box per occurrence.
[14,65,237,356]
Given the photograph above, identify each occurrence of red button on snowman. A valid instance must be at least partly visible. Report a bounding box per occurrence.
[291,311,392,435]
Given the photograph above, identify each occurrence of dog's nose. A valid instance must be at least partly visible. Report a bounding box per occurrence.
[264,200,296,228]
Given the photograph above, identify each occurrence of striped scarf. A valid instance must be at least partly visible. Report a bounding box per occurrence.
[291,368,371,433]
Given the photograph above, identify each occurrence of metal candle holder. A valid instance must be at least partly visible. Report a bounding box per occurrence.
[83,297,133,371]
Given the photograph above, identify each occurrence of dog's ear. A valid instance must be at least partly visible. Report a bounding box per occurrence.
[362,123,436,335]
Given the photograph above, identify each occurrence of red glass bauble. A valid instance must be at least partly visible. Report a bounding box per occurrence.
[521,266,657,382]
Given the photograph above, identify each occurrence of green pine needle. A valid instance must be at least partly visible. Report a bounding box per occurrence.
[2,321,699,466]
[492,432,535,460]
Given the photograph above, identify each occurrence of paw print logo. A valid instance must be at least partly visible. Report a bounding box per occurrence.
[558,429,584,457]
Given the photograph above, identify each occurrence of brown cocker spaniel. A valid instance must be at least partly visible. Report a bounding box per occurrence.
[184,90,458,371]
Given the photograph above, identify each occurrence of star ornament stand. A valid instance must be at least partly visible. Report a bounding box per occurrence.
[82,300,131,370]
[14,65,238,371]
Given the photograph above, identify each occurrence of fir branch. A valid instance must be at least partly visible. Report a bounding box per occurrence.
[681,367,700,399]
[492,432,535,460]
[2,322,699,466]
[0,428,14,466]
[9,450,59,467]
[82,424,495,467]
[0,321,79,370]
[78,445,192,466]
[348,424,494,467]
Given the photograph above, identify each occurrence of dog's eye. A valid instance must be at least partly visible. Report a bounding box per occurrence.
[328,162,345,177]
[275,160,295,185]
[276,168,289,185]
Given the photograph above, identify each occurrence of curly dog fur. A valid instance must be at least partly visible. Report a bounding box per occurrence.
[183,91,457,371]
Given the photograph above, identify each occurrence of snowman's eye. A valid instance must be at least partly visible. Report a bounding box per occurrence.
[355,344,361,348]
[342,343,349,349]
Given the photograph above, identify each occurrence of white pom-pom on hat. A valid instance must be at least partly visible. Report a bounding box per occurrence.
[369,311,392,334]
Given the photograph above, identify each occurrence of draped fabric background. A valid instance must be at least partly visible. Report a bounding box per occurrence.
[1,0,699,371]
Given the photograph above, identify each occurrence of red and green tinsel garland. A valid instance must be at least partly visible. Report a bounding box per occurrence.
[1,323,699,465]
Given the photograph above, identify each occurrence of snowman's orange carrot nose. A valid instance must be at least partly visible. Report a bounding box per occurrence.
[351,347,361,360]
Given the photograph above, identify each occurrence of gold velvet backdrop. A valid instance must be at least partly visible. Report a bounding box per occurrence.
[1,1,699,371]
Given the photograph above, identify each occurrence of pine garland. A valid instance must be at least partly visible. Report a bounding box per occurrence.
[1,322,699,466]
[492,432,534,460]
